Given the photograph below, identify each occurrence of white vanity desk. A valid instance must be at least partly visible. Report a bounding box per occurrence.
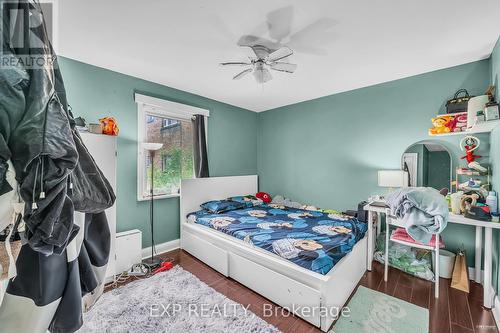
[364,202,497,308]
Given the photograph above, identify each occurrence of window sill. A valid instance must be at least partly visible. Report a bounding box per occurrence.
[137,193,180,201]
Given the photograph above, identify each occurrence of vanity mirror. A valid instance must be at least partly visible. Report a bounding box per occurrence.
[402,140,452,191]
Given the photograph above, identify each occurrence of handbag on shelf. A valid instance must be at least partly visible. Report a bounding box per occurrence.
[446,89,474,114]
[451,249,469,293]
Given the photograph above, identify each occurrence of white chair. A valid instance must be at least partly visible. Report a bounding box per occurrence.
[384,209,441,298]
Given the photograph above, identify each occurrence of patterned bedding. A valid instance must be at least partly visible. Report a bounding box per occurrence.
[187,204,367,275]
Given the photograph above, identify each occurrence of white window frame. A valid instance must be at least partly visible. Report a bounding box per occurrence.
[135,93,209,201]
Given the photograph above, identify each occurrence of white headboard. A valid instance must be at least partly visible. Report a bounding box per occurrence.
[180,175,258,224]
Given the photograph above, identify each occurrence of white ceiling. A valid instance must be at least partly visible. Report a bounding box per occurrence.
[58,0,500,112]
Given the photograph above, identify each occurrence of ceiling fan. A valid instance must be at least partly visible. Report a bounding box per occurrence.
[220,45,297,83]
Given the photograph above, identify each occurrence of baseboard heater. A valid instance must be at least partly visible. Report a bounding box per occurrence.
[115,229,142,274]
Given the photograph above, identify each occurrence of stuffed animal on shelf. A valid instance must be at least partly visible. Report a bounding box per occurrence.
[99,117,119,136]
[428,115,454,135]
[460,135,487,173]
[460,193,479,214]
[450,112,468,132]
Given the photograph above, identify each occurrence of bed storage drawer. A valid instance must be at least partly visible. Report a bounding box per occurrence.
[182,230,229,276]
[229,252,321,327]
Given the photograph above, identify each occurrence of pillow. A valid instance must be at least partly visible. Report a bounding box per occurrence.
[200,200,245,214]
[228,195,263,207]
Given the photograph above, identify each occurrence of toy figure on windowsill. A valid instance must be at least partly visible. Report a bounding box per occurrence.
[460,135,487,173]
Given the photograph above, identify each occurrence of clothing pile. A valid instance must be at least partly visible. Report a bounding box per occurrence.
[0,1,115,332]
[386,187,449,244]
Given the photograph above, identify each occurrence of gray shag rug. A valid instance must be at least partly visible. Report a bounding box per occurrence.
[79,266,280,333]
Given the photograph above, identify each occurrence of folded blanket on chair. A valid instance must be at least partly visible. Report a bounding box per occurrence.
[386,187,448,244]
[391,227,445,248]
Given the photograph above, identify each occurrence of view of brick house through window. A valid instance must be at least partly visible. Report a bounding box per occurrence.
[143,114,194,196]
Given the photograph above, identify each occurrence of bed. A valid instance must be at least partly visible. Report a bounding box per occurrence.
[180,175,368,331]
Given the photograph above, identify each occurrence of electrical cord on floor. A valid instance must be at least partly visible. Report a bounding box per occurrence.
[104,258,175,289]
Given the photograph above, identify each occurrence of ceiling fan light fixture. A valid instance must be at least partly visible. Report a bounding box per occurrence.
[253,67,272,84]
[221,43,297,83]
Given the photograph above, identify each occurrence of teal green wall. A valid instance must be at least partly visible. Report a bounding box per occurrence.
[258,60,491,265]
[58,57,258,248]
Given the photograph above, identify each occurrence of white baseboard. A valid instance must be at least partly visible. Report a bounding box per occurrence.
[493,297,500,329]
[141,239,180,259]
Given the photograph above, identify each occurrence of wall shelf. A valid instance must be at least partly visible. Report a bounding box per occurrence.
[429,119,500,137]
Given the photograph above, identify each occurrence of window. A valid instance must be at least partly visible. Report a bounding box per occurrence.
[135,93,209,200]
[161,154,171,172]
[161,119,179,128]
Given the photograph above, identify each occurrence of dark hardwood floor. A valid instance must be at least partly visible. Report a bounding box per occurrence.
[107,249,498,333]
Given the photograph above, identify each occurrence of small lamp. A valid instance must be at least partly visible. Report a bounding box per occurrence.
[143,142,163,268]
[378,170,409,191]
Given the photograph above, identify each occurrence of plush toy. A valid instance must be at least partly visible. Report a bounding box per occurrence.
[460,136,487,172]
[256,192,272,203]
[451,112,468,132]
[460,193,479,214]
[99,117,119,136]
[428,115,454,135]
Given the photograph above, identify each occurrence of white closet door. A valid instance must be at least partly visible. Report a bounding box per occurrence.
[80,132,117,279]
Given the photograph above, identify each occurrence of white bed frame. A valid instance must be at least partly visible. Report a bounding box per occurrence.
[180,175,367,331]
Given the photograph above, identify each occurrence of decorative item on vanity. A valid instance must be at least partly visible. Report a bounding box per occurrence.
[142,142,163,269]
[460,135,487,173]
[486,191,498,215]
[450,191,463,214]
[460,193,479,213]
[377,170,409,191]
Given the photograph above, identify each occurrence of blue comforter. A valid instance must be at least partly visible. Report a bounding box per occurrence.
[187,204,367,275]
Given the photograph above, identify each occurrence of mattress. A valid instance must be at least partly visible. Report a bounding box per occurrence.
[187,204,367,275]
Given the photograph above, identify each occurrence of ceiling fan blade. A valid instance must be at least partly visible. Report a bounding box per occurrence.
[238,35,282,58]
[220,62,251,66]
[266,46,293,62]
[233,68,253,80]
[253,68,272,84]
[287,18,337,55]
[266,6,293,41]
[270,62,297,73]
